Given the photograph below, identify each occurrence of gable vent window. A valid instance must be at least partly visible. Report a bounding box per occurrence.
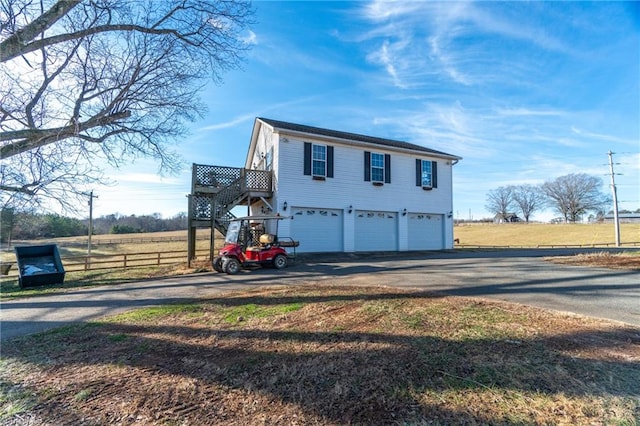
[415,159,438,189]
[364,151,391,184]
[304,142,334,179]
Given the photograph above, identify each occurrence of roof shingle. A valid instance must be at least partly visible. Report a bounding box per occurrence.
[257,117,460,159]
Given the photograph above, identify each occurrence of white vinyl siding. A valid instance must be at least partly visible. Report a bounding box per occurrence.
[272,132,456,252]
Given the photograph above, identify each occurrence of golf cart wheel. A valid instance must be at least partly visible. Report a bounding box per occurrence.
[223,257,241,274]
[212,256,224,273]
[273,254,287,269]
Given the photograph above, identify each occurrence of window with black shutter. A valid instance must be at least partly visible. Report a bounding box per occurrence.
[416,159,438,189]
[304,142,333,179]
[365,151,390,184]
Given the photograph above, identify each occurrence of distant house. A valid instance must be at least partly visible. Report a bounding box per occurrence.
[494,213,521,223]
[189,117,462,254]
[603,213,640,224]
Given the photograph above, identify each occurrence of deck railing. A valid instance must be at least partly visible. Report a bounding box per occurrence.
[192,165,272,194]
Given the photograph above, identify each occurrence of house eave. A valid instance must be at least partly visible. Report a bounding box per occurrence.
[255,117,462,162]
[280,128,461,161]
[245,119,263,169]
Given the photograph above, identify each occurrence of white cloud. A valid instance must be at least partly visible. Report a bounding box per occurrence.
[428,35,472,86]
[242,30,258,45]
[496,107,565,117]
[366,39,409,88]
[362,1,425,21]
[571,126,638,145]
[197,95,331,133]
[111,173,183,185]
[199,113,255,131]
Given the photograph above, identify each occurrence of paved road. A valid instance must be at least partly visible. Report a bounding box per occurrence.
[2,249,639,341]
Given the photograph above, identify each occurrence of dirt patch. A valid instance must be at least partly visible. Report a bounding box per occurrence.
[2,286,639,425]
[546,252,640,270]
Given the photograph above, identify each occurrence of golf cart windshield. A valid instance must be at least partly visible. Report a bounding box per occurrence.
[224,221,241,245]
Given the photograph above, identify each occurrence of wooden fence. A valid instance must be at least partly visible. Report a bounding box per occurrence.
[1,249,212,278]
[3,234,211,249]
[456,242,640,249]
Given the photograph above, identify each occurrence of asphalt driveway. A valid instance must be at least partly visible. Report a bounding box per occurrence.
[2,249,639,341]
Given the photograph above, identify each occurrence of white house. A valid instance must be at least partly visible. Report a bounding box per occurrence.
[242,117,461,253]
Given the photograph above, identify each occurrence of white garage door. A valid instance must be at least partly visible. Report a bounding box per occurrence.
[355,210,398,252]
[408,213,444,250]
[291,207,343,252]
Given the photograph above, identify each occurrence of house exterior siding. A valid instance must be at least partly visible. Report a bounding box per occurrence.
[245,118,460,253]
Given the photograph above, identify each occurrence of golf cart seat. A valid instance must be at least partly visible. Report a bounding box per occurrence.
[259,234,275,245]
[247,234,276,252]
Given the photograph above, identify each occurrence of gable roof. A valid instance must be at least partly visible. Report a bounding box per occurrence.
[256,117,461,160]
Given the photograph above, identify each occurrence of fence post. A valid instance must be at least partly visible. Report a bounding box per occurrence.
[84,256,89,271]
[157,252,161,265]
[124,254,127,268]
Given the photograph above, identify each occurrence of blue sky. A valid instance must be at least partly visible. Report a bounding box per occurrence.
[92,1,640,222]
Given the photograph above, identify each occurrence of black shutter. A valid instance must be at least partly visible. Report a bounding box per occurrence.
[364,151,371,181]
[327,146,334,178]
[416,159,422,186]
[303,142,311,176]
[432,161,438,188]
[384,154,391,183]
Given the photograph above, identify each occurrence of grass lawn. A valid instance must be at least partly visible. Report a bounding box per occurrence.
[1,285,639,425]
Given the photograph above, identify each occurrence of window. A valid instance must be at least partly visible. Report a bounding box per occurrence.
[364,151,391,184]
[421,160,432,187]
[415,159,438,188]
[312,144,326,177]
[371,152,384,182]
[304,142,334,178]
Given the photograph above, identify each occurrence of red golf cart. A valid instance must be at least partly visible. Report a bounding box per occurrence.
[212,215,299,274]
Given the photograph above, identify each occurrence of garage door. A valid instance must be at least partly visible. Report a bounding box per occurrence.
[355,210,398,251]
[408,213,444,250]
[291,207,343,252]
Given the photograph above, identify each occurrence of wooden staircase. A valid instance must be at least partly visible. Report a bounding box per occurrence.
[187,164,273,262]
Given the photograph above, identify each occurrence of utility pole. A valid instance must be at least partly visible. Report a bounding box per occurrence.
[87,191,98,267]
[607,151,620,247]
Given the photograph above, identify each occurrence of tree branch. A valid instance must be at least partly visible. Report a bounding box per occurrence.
[0,110,132,159]
[0,0,82,62]
[0,184,38,196]
[2,22,201,62]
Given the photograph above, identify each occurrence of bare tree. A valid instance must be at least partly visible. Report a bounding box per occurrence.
[542,173,610,223]
[485,186,514,222]
[512,184,545,223]
[1,0,253,212]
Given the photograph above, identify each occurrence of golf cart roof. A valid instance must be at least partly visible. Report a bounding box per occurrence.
[230,215,292,222]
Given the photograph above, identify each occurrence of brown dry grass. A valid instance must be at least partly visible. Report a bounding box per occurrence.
[454,222,640,247]
[2,285,639,425]
[546,252,640,271]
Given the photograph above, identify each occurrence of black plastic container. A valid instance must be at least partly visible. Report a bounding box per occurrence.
[14,244,65,288]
